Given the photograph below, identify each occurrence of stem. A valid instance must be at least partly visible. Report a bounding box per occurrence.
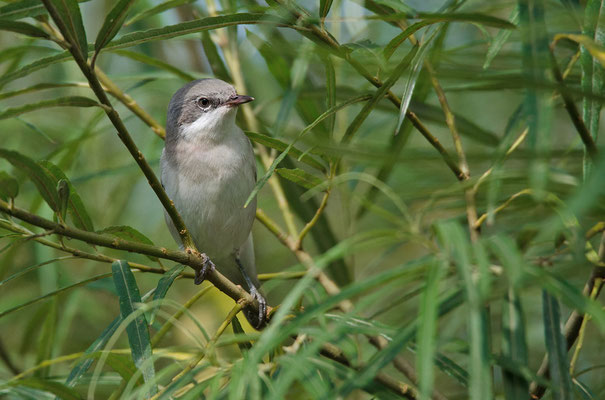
[0,199,259,316]
[295,190,330,249]
[41,0,196,253]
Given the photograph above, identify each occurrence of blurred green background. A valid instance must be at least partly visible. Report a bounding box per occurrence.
[0,0,604,399]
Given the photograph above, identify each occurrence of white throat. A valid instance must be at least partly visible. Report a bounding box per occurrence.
[180,107,237,143]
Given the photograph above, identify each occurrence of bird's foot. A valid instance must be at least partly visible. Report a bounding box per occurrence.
[247,285,267,329]
[194,256,215,285]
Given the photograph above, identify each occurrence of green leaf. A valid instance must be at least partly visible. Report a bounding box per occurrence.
[0,0,91,21]
[484,6,519,69]
[201,30,231,81]
[396,27,442,132]
[0,19,50,39]
[319,0,333,19]
[0,51,71,87]
[416,261,446,400]
[0,0,49,20]
[542,291,573,400]
[581,0,605,177]
[384,20,434,60]
[0,96,100,120]
[34,298,57,378]
[45,0,88,59]
[111,49,195,81]
[323,55,336,136]
[275,168,324,190]
[244,94,371,207]
[0,171,19,199]
[502,289,529,400]
[244,131,325,170]
[149,264,185,325]
[39,160,95,231]
[97,226,156,260]
[436,222,492,400]
[94,0,138,60]
[4,378,82,400]
[231,316,252,352]
[56,179,69,221]
[0,149,60,211]
[125,0,196,26]
[105,13,289,51]
[343,44,418,143]
[111,260,157,394]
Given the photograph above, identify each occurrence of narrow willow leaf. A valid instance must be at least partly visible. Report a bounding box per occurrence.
[65,316,121,387]
[94,0,138,60]
[518,0,552,195]
[105,13,289,51]
[97,226,156,260]
[0,19,50,39]
[580,0,605,177]
[396,27,442,132]
[4,378,82,400]
[484,6,519,69]
[436,222,492,400]
[0,0,49,20]
[0,96,100,120]
[384,20,433,60]
[323,55,336,136]
[319,0,333,18]
[34,298,57,378]
[243,94,371,207]
[111,260,157,394]
[125,0,196,26]
[502,289,529,400]
[39,161,95,231]
[246,30,290,87]
[201,30,231,82]
[244,131,325,170]
[111,49,195,81]
[149,264,185,325]
[542,291,573,400]
[0,171,19,199]
[56,179,69,221]
[0,0,91,21]
[45,0,88,58]
[343,44,418,143]
[416,261,445,400]
[275,168,324,190]
[231,316,252,352]
[0,149,59,211]
[0,51,71,87]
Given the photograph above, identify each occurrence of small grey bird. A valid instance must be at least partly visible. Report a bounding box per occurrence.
[161,78,266,327]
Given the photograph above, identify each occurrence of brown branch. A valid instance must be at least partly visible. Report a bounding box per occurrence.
[0,200,261,318]
[41,0,197,255]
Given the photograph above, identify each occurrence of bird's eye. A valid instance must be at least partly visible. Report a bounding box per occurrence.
[197,97,210,109]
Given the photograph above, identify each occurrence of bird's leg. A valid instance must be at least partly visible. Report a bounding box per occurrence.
[186,248,215,285]
[235,255,267,328]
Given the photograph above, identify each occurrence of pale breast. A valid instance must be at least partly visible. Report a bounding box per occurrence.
[160,133,256,259]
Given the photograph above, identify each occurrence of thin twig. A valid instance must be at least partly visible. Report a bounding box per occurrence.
[41,0,197,255]
[295,190,330,249]
[0,200,261,317]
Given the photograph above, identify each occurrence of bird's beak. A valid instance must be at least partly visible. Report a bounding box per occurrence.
[225,95,254,107]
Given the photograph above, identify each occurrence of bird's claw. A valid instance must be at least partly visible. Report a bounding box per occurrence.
[248,285,267,329]
[194,257,215,285]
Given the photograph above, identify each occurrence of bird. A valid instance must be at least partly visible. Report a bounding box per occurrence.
[161,78,266,328]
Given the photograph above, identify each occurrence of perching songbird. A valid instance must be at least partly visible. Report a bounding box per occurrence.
[161,78,266,327]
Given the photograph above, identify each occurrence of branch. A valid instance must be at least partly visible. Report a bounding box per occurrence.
[41,0,196,254]
[0,200,261,317]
